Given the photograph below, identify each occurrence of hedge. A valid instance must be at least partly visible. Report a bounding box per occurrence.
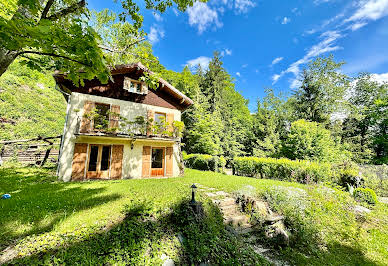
[183,153,226,172]
[232,156,350,184]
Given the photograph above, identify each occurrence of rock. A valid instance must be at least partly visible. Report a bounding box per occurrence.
[162,259,175,266]
[264,220,290,246]
[264,215,284,225]
[353,205,371,214]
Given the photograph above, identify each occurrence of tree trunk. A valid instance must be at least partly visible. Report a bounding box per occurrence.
[0,48,18,77]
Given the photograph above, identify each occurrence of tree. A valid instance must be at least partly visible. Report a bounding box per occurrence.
[292,55,349,124]
[342,73,388,163]
[0,0,198,84]
[281,119,350,162]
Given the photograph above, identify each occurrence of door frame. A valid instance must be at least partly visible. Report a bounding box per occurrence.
[85,144,113,179]
[149,146,166,177]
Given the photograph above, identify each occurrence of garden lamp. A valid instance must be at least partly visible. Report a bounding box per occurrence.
[190,184,197,204]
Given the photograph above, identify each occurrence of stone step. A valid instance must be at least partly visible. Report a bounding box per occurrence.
[213,197,235,207]
[224,215,248,226]
[236,227,254,235]
[264,215,284,225]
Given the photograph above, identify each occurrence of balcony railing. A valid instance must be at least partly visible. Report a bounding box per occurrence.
[74,116,184,140]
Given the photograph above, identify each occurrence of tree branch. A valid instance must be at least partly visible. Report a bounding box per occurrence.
[17,50,91,67]
[40,0,55,20]
[46,0,85,21]
[98,38,146,53]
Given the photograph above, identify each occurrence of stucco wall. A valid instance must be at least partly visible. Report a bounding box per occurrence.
[58,92,182,181]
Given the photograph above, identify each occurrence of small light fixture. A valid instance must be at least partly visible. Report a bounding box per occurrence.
[190,184,197,204]
[130,142,134,150]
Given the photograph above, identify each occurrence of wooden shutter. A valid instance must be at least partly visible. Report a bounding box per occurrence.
[109,105,120,132]
[71,143,87,180]
[167,113,174,134]
[146,110,154,136]
[110,145,123,179]
[80,101,94,133]
[142,146,151,177]
[166,146,173,177]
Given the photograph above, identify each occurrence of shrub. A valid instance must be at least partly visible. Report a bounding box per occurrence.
[359,164,388,196]
[353,188,378,205]
[232,156,333,183]
[183,153,226,172]
[281,119,350,162]
[334,161,361,188]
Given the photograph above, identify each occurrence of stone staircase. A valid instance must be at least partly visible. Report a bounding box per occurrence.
[197,184,289,266]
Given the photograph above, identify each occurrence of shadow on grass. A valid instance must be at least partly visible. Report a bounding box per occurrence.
[0,166,122,248]
[5,199,269,265]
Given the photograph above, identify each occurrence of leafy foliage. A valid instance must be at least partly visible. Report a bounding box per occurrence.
[0,60,66,141]
[232,156,334,183]
[353,187,378,205]
[182,152,226,172]
[281,119,350,162]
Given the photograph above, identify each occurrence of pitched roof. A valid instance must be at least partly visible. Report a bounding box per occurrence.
[53,62,194,108]
[111,62,194,106]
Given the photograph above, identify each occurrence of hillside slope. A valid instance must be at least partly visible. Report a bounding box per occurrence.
[0,61,66,141]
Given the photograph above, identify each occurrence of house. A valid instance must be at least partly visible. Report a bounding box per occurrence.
[54,63,193,181]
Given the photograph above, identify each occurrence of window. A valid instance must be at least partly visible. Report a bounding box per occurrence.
[151,148,163,168]
[123,77,147,94]
[94,103,110,130]
[87,145,111,172]
[154,112,166,124]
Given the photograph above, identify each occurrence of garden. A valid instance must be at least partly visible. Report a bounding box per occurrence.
[0,164,387,265]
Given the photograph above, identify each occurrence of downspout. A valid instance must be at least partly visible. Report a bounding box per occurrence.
[56,85,71,178]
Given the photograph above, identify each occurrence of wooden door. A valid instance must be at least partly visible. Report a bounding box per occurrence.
[86,145,111,179]
[150,147,165,177]
[71,143,88,180]
[165,147,173,177]
[142,146,151,177]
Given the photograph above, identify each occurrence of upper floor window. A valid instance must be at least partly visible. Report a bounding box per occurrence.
[123,77,147,94]
[154,112,166,124]
[94,103,110,130]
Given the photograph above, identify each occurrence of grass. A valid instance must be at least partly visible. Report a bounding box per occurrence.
[0,165,387,265]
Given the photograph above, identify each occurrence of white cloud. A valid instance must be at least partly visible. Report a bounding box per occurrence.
[148,25,165,44]
[187,2,222,34]
[281,17,291,24]
[153,12,163,22]
[290,78,302,88]
[371,72,388,83]
[271,57,284,66]
[242,64,248,68]
[234,0,256,14]
[236,72,241,77]
[346,0,388,22]
[349,22,367,31]
[306,29,317,34]
[273,30,343,85]
[220,48,232,56]
[172,8,179,16]
[272,74,281,83]
[186,56,212,69]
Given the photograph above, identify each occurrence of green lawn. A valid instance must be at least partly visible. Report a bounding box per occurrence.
[0,166,387,265]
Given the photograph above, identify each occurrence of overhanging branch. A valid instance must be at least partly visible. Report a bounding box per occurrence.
[98,38,146,53]
[40,0,55,20]
[46,0,86,21]
[17,50,91,67]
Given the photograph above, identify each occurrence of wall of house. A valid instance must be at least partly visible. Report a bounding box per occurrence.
[58,92,182,181]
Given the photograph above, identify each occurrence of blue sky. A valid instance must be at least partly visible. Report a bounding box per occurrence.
[89,0,388,111]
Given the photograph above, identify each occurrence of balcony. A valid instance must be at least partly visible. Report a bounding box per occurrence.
[74,115,183,142]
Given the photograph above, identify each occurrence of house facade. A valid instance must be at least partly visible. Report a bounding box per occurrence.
[54,63,193,181]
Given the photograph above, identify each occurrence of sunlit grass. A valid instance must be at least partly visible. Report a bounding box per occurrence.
[0,165,387,265]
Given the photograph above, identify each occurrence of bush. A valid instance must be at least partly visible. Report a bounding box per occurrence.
[183,153,226,172]
[281,119,350,163]
[232,156,333,183]
[353,187,378,205]
[359,164,388,196]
